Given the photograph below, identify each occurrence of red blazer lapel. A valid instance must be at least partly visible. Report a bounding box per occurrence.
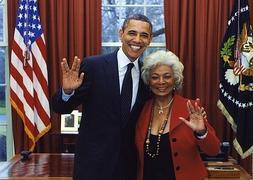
[170,95,189,132]
[136,99,153,142]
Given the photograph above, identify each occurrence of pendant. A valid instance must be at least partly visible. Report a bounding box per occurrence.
[158,108,163,114]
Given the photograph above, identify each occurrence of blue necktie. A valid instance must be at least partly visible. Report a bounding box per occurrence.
[121,63,134,124]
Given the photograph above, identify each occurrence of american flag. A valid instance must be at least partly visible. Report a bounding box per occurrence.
[10,0,51,151]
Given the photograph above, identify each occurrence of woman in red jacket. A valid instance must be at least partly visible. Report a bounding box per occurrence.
[135,50,220,180]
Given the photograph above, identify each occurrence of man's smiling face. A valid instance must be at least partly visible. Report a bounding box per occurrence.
[119,19,152,61]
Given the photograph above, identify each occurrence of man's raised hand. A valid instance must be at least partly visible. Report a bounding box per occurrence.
[61,56,84,94]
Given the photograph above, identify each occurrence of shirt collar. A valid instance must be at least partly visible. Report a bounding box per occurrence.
[117,47,139,70]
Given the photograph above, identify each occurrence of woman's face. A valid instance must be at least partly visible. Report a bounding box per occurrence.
[149,64,175,97]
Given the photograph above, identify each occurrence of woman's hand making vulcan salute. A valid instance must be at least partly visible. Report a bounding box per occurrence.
[61,56,84,94]
[179,98,207,134]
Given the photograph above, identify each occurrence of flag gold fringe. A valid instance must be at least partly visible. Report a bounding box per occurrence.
[10,97,51,152]
[217,100,253,159]
[217,100,237,131]
[233,139,253,159]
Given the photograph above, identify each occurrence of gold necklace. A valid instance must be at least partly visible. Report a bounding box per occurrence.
[145,98,173,158]
[157,97,174,114]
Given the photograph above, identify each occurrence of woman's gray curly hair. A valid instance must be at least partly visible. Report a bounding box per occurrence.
[141,50,184,90]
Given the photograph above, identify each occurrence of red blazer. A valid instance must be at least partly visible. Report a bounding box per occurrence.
[135,95,220,180]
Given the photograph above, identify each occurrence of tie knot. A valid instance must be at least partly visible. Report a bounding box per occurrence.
[127,63,134,70]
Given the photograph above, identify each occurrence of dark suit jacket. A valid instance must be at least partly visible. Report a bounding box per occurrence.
[52,50,149,180]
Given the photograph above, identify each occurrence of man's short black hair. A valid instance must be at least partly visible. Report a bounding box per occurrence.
[121,14,153,34]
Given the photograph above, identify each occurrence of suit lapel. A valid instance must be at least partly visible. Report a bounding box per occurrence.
[103,50,121,108]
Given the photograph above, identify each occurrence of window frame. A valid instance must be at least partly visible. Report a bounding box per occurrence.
[102,0,166,56]
[0,0,13,161]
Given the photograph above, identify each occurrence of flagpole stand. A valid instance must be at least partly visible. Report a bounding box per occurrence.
[20,150,31,162]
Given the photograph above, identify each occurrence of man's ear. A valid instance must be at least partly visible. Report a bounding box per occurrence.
[119,29,123,41]
[149,34,153,44]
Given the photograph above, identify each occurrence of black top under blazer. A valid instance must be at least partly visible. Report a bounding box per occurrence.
[52,50,149,180]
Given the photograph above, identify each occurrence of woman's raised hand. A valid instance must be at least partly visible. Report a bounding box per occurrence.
[179,99,207,133]
[61,56,84,94]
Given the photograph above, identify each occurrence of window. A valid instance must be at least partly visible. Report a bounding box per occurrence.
[102,0,166,57]
[0,0,12,162]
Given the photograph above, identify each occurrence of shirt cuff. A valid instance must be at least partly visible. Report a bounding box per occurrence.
[62,88,74,101]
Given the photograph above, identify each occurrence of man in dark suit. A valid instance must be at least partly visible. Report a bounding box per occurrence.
[52,14,153,180]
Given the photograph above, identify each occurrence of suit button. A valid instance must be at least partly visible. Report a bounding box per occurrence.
[172,138,177,142]
[174,152,178,157]
[176,166,180,171]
